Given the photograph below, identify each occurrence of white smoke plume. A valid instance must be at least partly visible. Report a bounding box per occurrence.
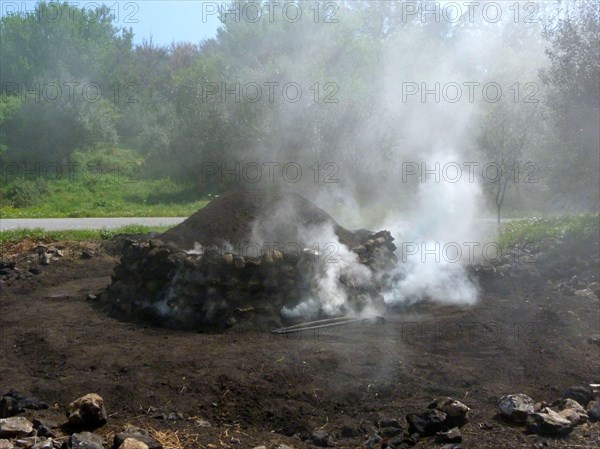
[382,151,483,306]
[282,222,373,318]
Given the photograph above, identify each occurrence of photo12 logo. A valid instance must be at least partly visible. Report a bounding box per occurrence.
[2,81,140,104]
[1,1,140,25]
[401,161,540,184]
[201,1,340,24]
[200,81,339,104]
[400,82,540,104]
[197,161,340,184]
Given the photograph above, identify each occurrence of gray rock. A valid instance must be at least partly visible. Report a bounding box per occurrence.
[555,398,588,424]
[67,394,107,429]
[0,416,34,438]
[406,409,446,436]
[378,426,403,438]
[436,427,462,443]
[586,400,600,421]
[113,429,162,449]
[498,394,535,422]
[0,390,48,418]
[562,386,594,407]
[526,408,574,436]
[15,436,40,448]
[70,432,105,449]
[428,397,470,427]
[363,433,382,449]
[0,440,12,449]
[119,439,149,449]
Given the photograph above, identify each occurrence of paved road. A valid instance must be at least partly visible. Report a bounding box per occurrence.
[0,217,186,231]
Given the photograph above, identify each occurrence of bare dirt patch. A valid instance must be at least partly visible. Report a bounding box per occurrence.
[0,233,599,448]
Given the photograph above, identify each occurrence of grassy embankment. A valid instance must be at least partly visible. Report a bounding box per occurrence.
[0,147,209,218]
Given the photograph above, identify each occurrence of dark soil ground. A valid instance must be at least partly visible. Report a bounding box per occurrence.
[0,237,599,449]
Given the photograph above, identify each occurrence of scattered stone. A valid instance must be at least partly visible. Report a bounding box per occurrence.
[586,400,600,421]
[555,398,589,424]
[0,416,34,438]
[405,432,420,445]
[119,439,149,449]
[0,390,49,418]
[378,426,403,438]
[276,445,295,449]
[562,386,593,407]
[36,424,54,438]
[67,394,107,429]
[526,408,574,436]
[436,427,462,443]
[557,408,582,426]
[252,446,267,449]
[113,429,162,449]
[498,394,535,422]
[311,429,330,447]
[386,434,405,448]
[440,445,463,449]
[428,397,470,427]
[406,409,446,436]
[363,433,382,449]
[70,432,105,449]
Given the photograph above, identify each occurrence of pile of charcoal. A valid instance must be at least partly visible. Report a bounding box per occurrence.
[99,230,397,331]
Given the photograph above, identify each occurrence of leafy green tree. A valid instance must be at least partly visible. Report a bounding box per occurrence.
[540,0,600,211]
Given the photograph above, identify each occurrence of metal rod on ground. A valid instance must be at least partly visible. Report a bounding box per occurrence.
[273,316,358,331]
[271,316,384,334]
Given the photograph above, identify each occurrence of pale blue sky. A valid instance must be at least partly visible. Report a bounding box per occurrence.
[0,1,223,45]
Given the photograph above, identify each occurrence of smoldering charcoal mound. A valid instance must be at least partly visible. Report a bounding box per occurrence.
[99,189,398,330]
[159,189,359,250]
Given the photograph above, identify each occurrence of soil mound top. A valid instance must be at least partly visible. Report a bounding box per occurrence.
[160,189,357,250]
